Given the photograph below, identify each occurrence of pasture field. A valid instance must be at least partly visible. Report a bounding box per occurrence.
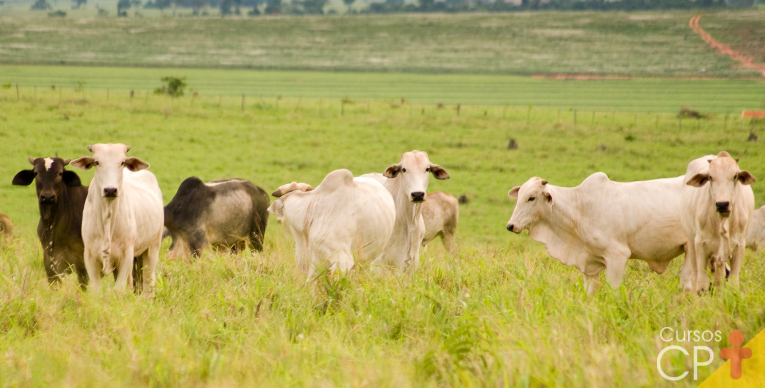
[1,10,764,77]
[2,65,765,112]
[0,87,764,387]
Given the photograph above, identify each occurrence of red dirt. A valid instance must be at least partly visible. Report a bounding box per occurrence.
[742,111,765,119]
[689,14,765,78]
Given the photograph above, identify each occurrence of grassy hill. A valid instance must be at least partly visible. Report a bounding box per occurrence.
[0,10,764,77]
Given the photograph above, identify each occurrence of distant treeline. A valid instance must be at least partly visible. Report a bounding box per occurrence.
[44,0,754,16]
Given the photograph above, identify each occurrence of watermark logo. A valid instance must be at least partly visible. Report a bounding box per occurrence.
[656,327,720,381]
[656,328,754,382]
[719,331,752,380]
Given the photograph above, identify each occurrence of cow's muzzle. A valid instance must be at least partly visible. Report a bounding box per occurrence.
[103,187,119,198]
[411,191,425,202]
[39,192,56,204]
[715,201,730,216]
[506,223,521,234]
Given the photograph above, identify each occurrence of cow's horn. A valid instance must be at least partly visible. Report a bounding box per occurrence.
[541,180,548,185]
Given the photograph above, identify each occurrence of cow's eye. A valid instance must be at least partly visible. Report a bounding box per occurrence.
[425,167,430,172]
[402,168,407,173]
[94,161,99,166]
[121,161,125,166]
[528,197,536,202]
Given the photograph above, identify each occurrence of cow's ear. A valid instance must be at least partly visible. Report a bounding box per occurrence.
[267,200,284,217]
[429,164,450,180]
[62,170,82,187]
[737,171,756,185]
[71,157,96,170]
[687,173,710,187]
[12,170,36,186]
[125,157,150,172]
[543,186,554,205]
[686,173,710,187]
[383,163,402,178]
[508,187,520,198]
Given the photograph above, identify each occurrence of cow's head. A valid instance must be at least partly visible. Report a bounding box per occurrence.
[268,182,313,221]
[12,157,82,209]
[71,144,150,199]
[686,151,755,217]
[506,177,552,234]
[383,150,449,203]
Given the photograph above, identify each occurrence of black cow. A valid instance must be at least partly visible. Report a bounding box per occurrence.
[13,157,89,287]
[164,177,270,258]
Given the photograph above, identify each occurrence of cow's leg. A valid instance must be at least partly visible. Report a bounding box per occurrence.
[83,249,102,292]
[113,247,135,292]
[603,248,630,290]
[695,242,712,293]
[43,254,63,286]
[583,273,600,296]
[728,243,744,289]
[679,243,696,293]
[681,243,697,293]
[75,261,90,291]
[333,250,355,276]
[442,231,458,257]
[188,228,208,258]
[142,235,161,297]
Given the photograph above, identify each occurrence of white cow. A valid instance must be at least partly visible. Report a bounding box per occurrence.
[267,169,395,281]
[506,173,688,295]
[361,150,450,273]
[681,152,756,293]
[72,144,164,295]
[746,206,765,251]
[421,191,459,256]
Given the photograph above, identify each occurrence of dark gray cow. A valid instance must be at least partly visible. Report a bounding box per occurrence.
[12,157,89,287]
[164,177,270,258]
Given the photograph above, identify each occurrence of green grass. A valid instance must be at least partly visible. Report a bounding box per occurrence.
[2,65,765,112]
[1,10,764,77]
[0,88,764,386]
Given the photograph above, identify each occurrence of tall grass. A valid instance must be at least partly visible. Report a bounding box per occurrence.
[0,90,763,386]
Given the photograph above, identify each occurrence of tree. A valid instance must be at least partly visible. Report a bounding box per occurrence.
[117,0,131,16]
[342,0,354,12]
[71,0,87,9]
[264,0,281,13]
[154,77,186,97]
[30,0,51,10]
[220,0,232,14]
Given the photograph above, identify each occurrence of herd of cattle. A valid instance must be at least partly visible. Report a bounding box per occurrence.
[0,145,763,296]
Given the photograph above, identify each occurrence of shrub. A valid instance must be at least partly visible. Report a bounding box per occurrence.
[154,77,187,97]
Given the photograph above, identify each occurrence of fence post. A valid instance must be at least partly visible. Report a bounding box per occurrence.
[16,84,19,100]
[457,104,461,116]
[724,114,728,131]
[341,99,344,116]
[106,88,109,101]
